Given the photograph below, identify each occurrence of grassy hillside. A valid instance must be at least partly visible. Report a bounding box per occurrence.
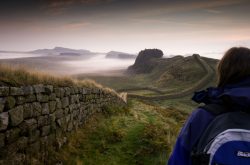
[76,56,217,91]
[53,100,188,165]
[75,54,218,116]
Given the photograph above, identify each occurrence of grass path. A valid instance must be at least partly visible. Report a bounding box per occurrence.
[54,100,188,165]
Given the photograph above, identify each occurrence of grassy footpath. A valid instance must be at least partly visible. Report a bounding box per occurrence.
[54,99,188,165]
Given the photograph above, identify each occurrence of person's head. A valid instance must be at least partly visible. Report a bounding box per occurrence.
[217,47,250,87]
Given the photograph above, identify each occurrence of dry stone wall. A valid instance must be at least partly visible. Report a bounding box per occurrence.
[0,85,126,164]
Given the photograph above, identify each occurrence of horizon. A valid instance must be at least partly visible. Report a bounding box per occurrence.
[0,0,250,59]
[0,46,223,59]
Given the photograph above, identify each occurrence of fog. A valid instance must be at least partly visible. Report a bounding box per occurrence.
[0,52,41,59]
[62,54,135,74]
[0,53,135,75]
[0,51,222,76]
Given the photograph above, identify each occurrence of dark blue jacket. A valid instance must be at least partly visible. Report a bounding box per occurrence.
[168,77,250,165]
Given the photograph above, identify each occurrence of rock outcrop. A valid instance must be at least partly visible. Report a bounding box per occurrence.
[127,49,163,74]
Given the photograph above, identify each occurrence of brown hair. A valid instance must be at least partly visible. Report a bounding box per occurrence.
[217,47,250,87]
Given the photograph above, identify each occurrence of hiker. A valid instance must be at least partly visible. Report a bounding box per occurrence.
[168,47,250,165]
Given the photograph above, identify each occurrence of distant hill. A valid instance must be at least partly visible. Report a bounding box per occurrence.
[30,47,93,55]
[0,50,26,53]
[106,51,136,59]
[60,52,81,56]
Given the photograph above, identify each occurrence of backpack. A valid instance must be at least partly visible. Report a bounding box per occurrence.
[191,104,250,165]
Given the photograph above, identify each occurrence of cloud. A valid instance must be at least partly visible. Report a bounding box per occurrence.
[203,9,222,14]
[45,0,115,15]
[62,21,91,29]
[133,0,248,18]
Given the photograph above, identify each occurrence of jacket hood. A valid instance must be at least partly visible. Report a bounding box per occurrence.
[192,77,250,110]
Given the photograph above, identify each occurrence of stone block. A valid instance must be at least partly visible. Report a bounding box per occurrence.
[54,88,60,97]
[49,101,56,113]
[0,98,6,113]
[64,87,71,95]
[49,113,56,123]
[4,142,21,157]
[9,106,24,126]
[5,96,16,110]
[61,97,69,108]
[51,121,57,132]
[70,87,75,94]
[23,103,33,119]
[10,87,24,96]
[17,136,28,151]
[55,109,64,119]
[56,117,66,130]
[44,85,53,94]
[65,114,71,123]
[0,87,9,96]
[21,86,34,95]
[70,95,74,104]
[25,94,36,102]
[33,84,45,93]
[0,112,9,131]
[69,104,75,112]
[19,118,37,135]
[41,103,49,115]
[56,98,62,109]
[55,88,65,98]
[74,87,79,94]
[16,96,26,105]
[37,115,50,127]
[81,88,87,95]
[49,93,56,101]
[32,102,42,117]
[6,127,21,144]
[41,125,50,136]
[64,108,69,114]
[37,94,49,102]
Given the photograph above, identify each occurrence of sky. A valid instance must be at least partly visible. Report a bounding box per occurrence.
[0,0,250,58]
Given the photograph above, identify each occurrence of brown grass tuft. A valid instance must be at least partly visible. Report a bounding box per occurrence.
[0,64,119,95]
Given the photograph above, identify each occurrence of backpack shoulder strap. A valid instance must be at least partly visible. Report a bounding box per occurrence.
[192,103,228,164]
[199,103,228,116]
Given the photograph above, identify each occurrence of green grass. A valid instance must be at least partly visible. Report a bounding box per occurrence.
[54,100,188,165]
[152,95,199,113]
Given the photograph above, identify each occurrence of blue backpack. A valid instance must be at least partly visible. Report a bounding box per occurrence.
[191,104,250,165]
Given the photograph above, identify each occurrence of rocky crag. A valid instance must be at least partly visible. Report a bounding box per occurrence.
[0,85,126,164]
[127,49,164,74]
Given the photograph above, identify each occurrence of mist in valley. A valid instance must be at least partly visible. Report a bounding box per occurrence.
[0,52,42,59]
[62,54,135,75]
[0,52,136,76]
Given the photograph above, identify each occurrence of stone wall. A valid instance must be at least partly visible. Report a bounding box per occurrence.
[0,85,126,164]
